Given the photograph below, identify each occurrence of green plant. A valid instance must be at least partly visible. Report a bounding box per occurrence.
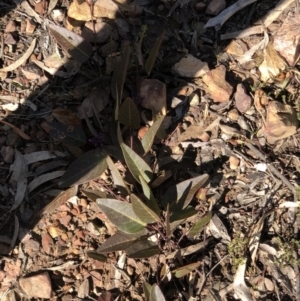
[57,42,212,300]
[274,238,300,267]
[227,232,249,271]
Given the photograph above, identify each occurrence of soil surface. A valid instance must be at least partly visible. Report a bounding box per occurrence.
[1,0,300,301]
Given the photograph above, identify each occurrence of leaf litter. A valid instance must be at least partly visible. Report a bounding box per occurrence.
[1,0,300,301]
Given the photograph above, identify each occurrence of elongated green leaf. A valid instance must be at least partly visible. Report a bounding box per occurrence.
[34,186,78,222]
[172,261,201,278]
[143,281,152,301]
[111,46,131,101]
[187,211,212,238]
[149,284,166,301]
[121,143,153,183]
[48,23,92,64]
[81,188,114,201]
[170,206,197,223]
[145,31,165,75]
[162,174,209,209]
[97,230,147,253]
[97,199,146,233]
[118,97,140,129]
[141,116,165,155]
[131,194,160,224]
[59,149,107,187]
[106,155,129,195]
[87,251,107,262]
[125,238,160,258]
[139,176,160,216]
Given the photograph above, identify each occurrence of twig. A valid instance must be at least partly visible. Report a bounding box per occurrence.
[204,0,258,28]
[244,141,300,301]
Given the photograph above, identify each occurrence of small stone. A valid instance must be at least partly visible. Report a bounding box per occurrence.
[1,146,14,163]
[4,33,17,45]
[6,132,24,148]
[234,83,252,113]
[273,14,300,66]
[202,65,233,103]
[34,1,46,15]
[115,18,130,39]
[23,239,40,257]
[22,63,43,80]
[59,214,72,227]
[26,19,36,34]
[139,79,166,115]
[206,0,226,15]
[226,40,248,56]
[228,109,239,121]
[199,131,210,142]
[172,54,209,77]
[19,272,52,299]
[189,93,200,106]
[229,156,240,170]
[81,21,112,43]
[196,2,206,11]
[5,20,17,33]
[51,9,65,22]
[264,101,298,144]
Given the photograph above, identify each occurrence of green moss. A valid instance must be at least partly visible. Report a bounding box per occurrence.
[227,232,249,271]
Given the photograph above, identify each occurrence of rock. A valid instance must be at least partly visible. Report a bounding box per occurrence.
[21,63,43,80]
[4,33,17,45]
[1,146,14,163]
[5,20,17,33]
[202,65,233,103]
[19,272,52,299]
[234,83,252,113]
[189,93,200,106]
[115,18,131,39]
[226,40,247,56]
[206,0,226,15]
[273,14,300,66]
[81,21,112,43]
[23,239,40,257]
[228,109,239,121]
[139,79,166,115]
[264,101,298,144]
[68,0,127,21]
[229,156,240,170]
[172,54,209,77]
[196,2,206,11]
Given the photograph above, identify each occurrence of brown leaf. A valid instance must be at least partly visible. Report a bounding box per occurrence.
[52,109,82,126]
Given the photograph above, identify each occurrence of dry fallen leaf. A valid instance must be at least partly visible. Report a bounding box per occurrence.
[259,43,287,82]
[0,38,36,72]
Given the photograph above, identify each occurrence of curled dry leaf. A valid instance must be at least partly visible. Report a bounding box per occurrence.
[0,38,36,72]
[259,43,287,82]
